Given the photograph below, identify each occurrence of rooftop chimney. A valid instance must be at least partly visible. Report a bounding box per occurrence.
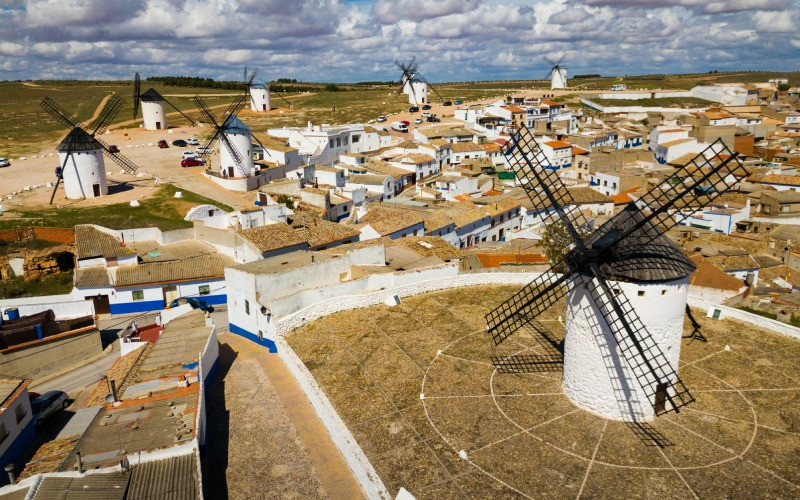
[5,464,15,485]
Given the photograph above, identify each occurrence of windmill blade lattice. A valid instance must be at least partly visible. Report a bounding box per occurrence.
[585,270,694,415]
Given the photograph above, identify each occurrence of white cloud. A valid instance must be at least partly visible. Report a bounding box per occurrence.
[372,0,480,23]
[753,10,797,33]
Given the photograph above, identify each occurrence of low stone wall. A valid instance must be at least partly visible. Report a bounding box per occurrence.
[687,295,800,340]
[276,271,538,336]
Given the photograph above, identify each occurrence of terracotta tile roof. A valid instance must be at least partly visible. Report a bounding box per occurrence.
[572,146,590,155]
[360,207,424,236]
[543,140,572,149]
[389,236,464,261]
[361,161,411,179]
[74,266,111,288]
[759,265,800,288]
[611,186,641,204]
[435,202,488,228]
[567,187,613,204]
[454,194,473,202]
[481,142,502,153]
[115,254,235,287]
[540,99,560,106]
[450,142,484,153]
[485,189,504,196]
[288,213,361,249]
[399,153,436,164]
[502,105,525,113]
[238,222,309,253]
[759,174,800,186]
[705,254,760,272]
[75,225,135,260]
[689,255,747,292]
[482,197,523,216]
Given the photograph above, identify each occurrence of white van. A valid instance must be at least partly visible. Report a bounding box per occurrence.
[391,121,408,133]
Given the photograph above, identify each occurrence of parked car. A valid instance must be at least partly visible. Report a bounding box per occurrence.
[454,99,463,105]
[427,116,441,123]
[181,157,204,168]
[107,145,120,154]
[196,146,213,155]
[182,150,199,159]
[169,297,214,313]
[186,138,200,146]
[442,101,452,106]
[421,104,431,110]
[377,115,387,122]
[391,121,408,133]
[0,158,10,168]
[31,390,69,428]
[414,118,423,124]
[172,139,188,147]
[408,106,419,113]
[421,112,431,118]
[157,140,168,148]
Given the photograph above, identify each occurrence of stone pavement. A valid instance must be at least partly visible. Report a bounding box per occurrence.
[204,333,365,499]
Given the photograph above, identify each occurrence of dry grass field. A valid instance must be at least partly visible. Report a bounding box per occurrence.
[286,285,800,499]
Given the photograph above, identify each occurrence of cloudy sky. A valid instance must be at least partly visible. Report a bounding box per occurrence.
[0,0,797,82]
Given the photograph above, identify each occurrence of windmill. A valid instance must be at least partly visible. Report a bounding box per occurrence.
[41,94,140,204]
[544,54,568,89]
[193,71,271,178]
[487,130,747,422]
[245,66,294,111]
[395,57,443,106]
[132,72,197,130]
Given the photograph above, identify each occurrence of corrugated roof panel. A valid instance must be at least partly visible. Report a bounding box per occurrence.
[127,454,199,500]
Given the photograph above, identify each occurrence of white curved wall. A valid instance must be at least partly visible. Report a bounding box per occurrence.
[250,87,270,112]
[59,149,107,199]
[563,275,688,422]
[219,131,253,177]
[409,81,428,105]
[551,68,568,89]
[142,100,167,130]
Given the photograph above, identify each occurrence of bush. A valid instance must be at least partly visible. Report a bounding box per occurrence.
[778,83,790,91]
[737,306,777,320]
[323,83,341,92]
[277,194,295,210]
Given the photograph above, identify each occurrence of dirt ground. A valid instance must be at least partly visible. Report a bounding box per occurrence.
[0,124,255,210]
[285,285,800,499]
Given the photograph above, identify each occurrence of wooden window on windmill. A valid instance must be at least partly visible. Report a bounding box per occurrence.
[612,287,620,295]
[661,289,667,295]
[245,300,250,315]
[638,290,645,297]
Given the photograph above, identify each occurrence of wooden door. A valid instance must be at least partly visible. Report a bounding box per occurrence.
[92,184,101,197]
[92,295,110,315]
[163,286,179,306]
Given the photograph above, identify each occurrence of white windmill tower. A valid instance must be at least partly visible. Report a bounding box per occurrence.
[249,83,270,112]
[220,116,254,177]
[41,94,140,203]
[395,57,441,106]
[487,131,749,422]
[544,54,568,89]
[132,73,197,130]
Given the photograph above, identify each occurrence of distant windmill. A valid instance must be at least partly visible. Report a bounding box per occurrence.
[544,54,568,89]
[41,94,139,204]
[245,66,294,112]
[395,57,443,106]
[132,72,197,130]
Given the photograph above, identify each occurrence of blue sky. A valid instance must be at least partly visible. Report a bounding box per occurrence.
[0,0,797,82]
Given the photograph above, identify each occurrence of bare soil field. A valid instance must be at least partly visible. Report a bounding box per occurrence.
[285,285,800,499]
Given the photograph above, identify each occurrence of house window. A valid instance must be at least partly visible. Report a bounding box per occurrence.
[15,403,25,423]
[352,135,360,143]
[245,300,250,315]
[336,138,341,147]
[199,285,210,295]
[132,290,144,301]
[329,139,334,148]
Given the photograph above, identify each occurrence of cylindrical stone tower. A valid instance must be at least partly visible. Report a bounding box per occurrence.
[219,116,253,177]
[57,128,107,199]
[250,84,270,112]
[140,88,168,130]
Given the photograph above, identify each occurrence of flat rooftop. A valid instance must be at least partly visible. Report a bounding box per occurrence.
[234,251,336,275]
[286,285,800,498]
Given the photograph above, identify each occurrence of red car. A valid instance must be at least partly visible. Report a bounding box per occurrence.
[181,157,204,168]
[400,120,410,126]
[157,140,168,148]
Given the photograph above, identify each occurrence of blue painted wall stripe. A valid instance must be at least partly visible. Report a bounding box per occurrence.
[229,322,277,353]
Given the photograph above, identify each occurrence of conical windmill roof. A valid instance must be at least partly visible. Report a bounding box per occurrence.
[57,127,102,152]
[573,204,696,282]
[139,88,164,102]
[223,115,250,134]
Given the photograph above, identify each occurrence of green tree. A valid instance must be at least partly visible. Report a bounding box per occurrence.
[778,83,790,92]
[277,194,295,209]
[540,220,572,272]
